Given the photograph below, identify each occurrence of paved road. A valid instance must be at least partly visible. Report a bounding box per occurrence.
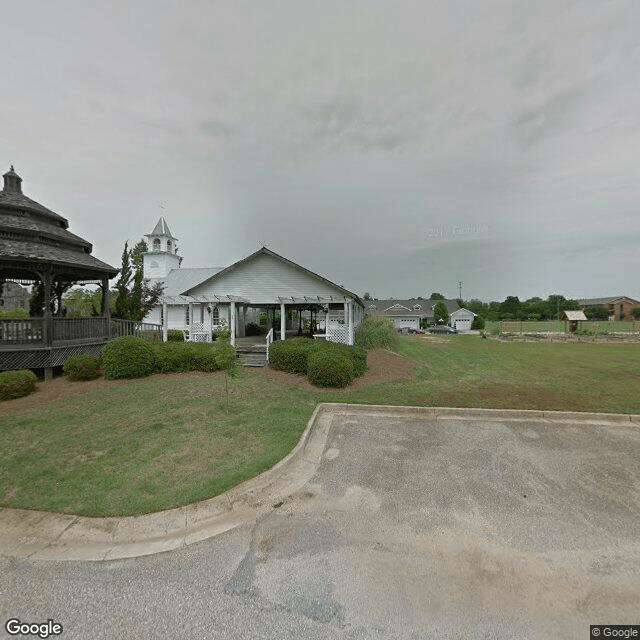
[2,408,640,639]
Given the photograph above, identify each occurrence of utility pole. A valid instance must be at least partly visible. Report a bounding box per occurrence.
[458,281,463,299]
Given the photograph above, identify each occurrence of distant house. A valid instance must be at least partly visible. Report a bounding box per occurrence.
[450,308,476,332]
[0,281,29,310]
[365,298,460,330]
[578,296,640,321]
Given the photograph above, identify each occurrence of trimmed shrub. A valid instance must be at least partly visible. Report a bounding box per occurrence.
[307,351,354,388]
[63,354,102,381]
[269,338,367,382]
[0,369,37,401]
[150,342,225,373]
[268,338,315,375]
[167,329,185,342]
[356,317,399,350]
[471,315,485,330]
[100,335,155,380]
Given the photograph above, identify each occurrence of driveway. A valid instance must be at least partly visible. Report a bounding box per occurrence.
[2,406,640,639]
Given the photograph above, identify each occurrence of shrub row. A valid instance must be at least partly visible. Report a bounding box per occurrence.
[0,369,37,401]
[98,335,237,379]
[268,338,367,387]
[63,355,102,381]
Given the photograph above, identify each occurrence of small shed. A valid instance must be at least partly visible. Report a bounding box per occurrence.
[561,310,587,333]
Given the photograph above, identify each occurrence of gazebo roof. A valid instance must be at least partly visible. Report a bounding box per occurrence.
[0,166,118,279]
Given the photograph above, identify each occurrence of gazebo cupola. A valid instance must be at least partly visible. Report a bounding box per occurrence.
[143,217,181,279]
[3,165,23,193]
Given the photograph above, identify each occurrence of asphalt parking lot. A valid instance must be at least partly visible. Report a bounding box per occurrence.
[2,406,640,639]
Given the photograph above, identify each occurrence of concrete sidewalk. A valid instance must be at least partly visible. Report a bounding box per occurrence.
[1,405,639,562]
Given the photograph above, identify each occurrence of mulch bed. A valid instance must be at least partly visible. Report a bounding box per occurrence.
[1,349,413,413]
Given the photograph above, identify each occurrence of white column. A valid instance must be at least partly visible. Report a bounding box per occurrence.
[348,300,354,345]
[280,302,286,341]
[230,301,236,346]
[188,302,194,328]
[162,302,168,342]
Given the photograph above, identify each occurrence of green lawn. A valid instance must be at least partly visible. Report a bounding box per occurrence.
[2,335,640,517]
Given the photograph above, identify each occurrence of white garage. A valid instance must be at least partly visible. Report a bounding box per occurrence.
[450,308,476,332]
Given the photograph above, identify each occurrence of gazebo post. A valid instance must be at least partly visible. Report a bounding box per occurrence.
[42,268,53,379]
[280,302,286,341]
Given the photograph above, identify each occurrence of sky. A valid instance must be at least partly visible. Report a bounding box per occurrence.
[2,0,640,302]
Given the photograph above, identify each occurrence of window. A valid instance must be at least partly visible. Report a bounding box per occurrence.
[153,238,160,251]
[211,306,219,324]
[186,306,190,325]
[167,240,172,251]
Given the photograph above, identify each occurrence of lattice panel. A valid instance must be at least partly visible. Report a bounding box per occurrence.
[327,321,349,345]
[188,322,212,342]
[0,343,106,371]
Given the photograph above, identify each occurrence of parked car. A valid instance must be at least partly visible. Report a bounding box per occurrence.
[429,325,458,334]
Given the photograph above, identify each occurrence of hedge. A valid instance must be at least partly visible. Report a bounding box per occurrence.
[150,342,235,373]
[100,335,155,380]
[63,354,102,381]
[307,351,354,387]
[268,338,367,386]
[0,369,37,401]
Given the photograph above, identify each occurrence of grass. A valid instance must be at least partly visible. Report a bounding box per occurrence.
[333,336,640,414]
[2,335,640,516]
[0,372,317,517]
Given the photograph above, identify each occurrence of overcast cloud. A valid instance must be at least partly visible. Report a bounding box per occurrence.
[2,0,639,301]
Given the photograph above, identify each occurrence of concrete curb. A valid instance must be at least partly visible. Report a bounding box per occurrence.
[2,404,638,561]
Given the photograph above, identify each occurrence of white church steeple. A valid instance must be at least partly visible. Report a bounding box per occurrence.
[143,217,181,279]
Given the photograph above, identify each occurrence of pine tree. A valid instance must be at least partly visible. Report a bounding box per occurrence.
[114,242,132,319]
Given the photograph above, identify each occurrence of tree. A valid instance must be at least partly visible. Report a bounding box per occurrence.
[113,239,163,321]
[429,292,445,300]
[363,292,372,300]
[499,296,522,320]
[585,305,609,320]
[432,301,449,325]
[114,242,133,319]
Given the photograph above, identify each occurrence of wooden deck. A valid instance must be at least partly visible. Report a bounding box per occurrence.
[0,317,162,370]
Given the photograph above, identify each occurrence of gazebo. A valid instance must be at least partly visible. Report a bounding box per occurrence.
[0,166,121,375]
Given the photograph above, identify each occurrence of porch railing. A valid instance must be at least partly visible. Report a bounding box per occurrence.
[265,327,274,363]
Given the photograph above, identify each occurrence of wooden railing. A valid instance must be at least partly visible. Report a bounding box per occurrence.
[0,318,45,344]
[0,317,162,347]
[265,327,274,363]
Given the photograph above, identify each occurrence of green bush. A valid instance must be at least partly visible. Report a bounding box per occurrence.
[0,308,29,319]
[213,341,238,374]
[268,338,316,375]
[214,328,231,343]
[63,354,102,381]
[100,335,155,380]
[0,369,37,401]
[356,317,399,350]
[471,315,485,330]
[150,342,227,373]
[307,351,355,387]
[167,329,185,342]
[269,338,367,383]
